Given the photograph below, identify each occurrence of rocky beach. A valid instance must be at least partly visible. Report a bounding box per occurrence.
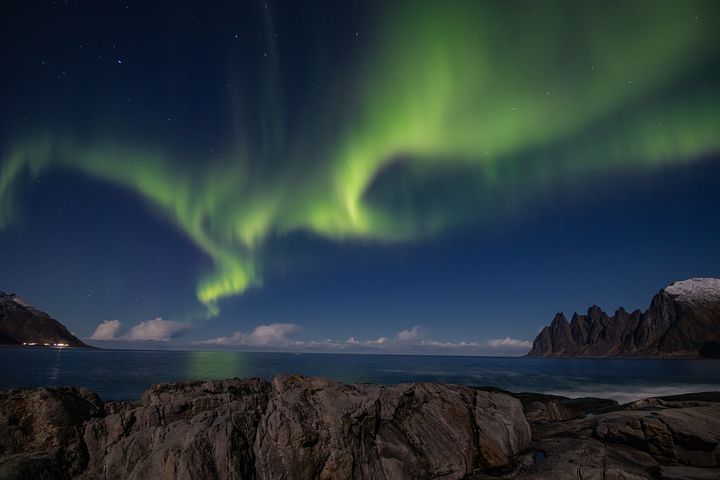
[1,375,718,479]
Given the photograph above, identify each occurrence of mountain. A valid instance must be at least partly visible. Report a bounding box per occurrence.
[528,278,720,358]
[0,291,91,348]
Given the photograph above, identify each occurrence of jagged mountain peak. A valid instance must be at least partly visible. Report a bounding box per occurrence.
[528,278,720,358]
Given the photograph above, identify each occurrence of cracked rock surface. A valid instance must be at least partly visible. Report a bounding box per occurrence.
[0,375,531,479]
[0,386,103,479]
[508,392,720,479]
[1,378,719,479]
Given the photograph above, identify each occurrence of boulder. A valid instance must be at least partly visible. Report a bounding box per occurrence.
[80,375,530,479]
[0,387,103,479]
[255,375,530,479]
[2,377,718,479]
[81,378,270,480]
[513,394,720,479]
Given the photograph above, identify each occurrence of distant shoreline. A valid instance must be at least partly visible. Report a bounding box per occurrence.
[5,342,720,359]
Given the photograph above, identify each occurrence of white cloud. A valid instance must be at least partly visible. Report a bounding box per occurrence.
[202,323,300,346]
[202,323,386,349]
[486,337,533,349]
[90,317,530,355]
[125,318,192,341]
[90,320,122,340]
[396,326,425,342]
[417,339,482,347]
[199,323,530,356]
[89,317,191,342]
[343,335,387,346]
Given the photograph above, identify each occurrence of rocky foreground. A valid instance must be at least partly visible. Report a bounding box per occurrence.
[0,376,719,479]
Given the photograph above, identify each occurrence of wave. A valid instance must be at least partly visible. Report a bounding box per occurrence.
[538,384,720,404]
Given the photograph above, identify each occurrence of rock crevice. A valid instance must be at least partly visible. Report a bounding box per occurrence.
[2,378,720,479]
[0,376,530,479]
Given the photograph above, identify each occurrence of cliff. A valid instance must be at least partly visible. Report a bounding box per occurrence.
[528,278,720,358]
[1,376,718,479]
[0,291,91,348]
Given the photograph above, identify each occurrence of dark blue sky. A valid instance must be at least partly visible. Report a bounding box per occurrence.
[1,1,719,354]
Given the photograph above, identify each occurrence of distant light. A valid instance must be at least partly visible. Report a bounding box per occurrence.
[21,341,67,347]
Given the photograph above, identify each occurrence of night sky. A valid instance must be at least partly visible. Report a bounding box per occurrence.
[1,0,719,354]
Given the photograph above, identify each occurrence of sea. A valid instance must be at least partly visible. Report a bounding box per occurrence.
[2,346,720,403]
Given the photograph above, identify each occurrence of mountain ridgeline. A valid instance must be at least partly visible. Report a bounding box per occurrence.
[528,278,720,358]
[0,291,91,348]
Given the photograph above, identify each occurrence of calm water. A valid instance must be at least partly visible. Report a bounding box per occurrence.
[2,346,720,403]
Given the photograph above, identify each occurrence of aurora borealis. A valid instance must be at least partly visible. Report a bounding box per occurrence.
[1,0,719,350]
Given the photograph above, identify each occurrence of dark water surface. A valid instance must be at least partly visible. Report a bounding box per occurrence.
[2,346,720,402]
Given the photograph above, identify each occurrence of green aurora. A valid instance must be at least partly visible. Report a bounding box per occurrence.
[1,0,719,315]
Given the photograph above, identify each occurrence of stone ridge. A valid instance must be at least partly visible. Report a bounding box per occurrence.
[0,375,531,480]
[2,377,719,479]
[528,278,720,358]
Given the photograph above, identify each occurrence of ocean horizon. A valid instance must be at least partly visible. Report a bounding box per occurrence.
[3,345,719,404]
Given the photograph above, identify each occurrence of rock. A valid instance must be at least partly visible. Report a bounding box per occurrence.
[254,374,530,479]
[510,392,617,425]
[81,378,270,480]
[592,408,720,467]
[0,387,103,479]
[2,377,718,479]
[476,387,619,425]
[528,278,720,358]
[0,376,530,479]
[657,466,720,480]
[81,376,531,479]
[700,341,720,358]
[511,393,720,479]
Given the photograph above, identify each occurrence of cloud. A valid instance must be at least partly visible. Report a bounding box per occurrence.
[91,319,530,356]
[200,323,530,356]
[486,337,533,349]
[396,326,426,342]
[201,323,389,348]
[204,323,300,346]
[125,318,192,341]
[344,336,387,346]
[90,320,121,340]
[89,317,192,342]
